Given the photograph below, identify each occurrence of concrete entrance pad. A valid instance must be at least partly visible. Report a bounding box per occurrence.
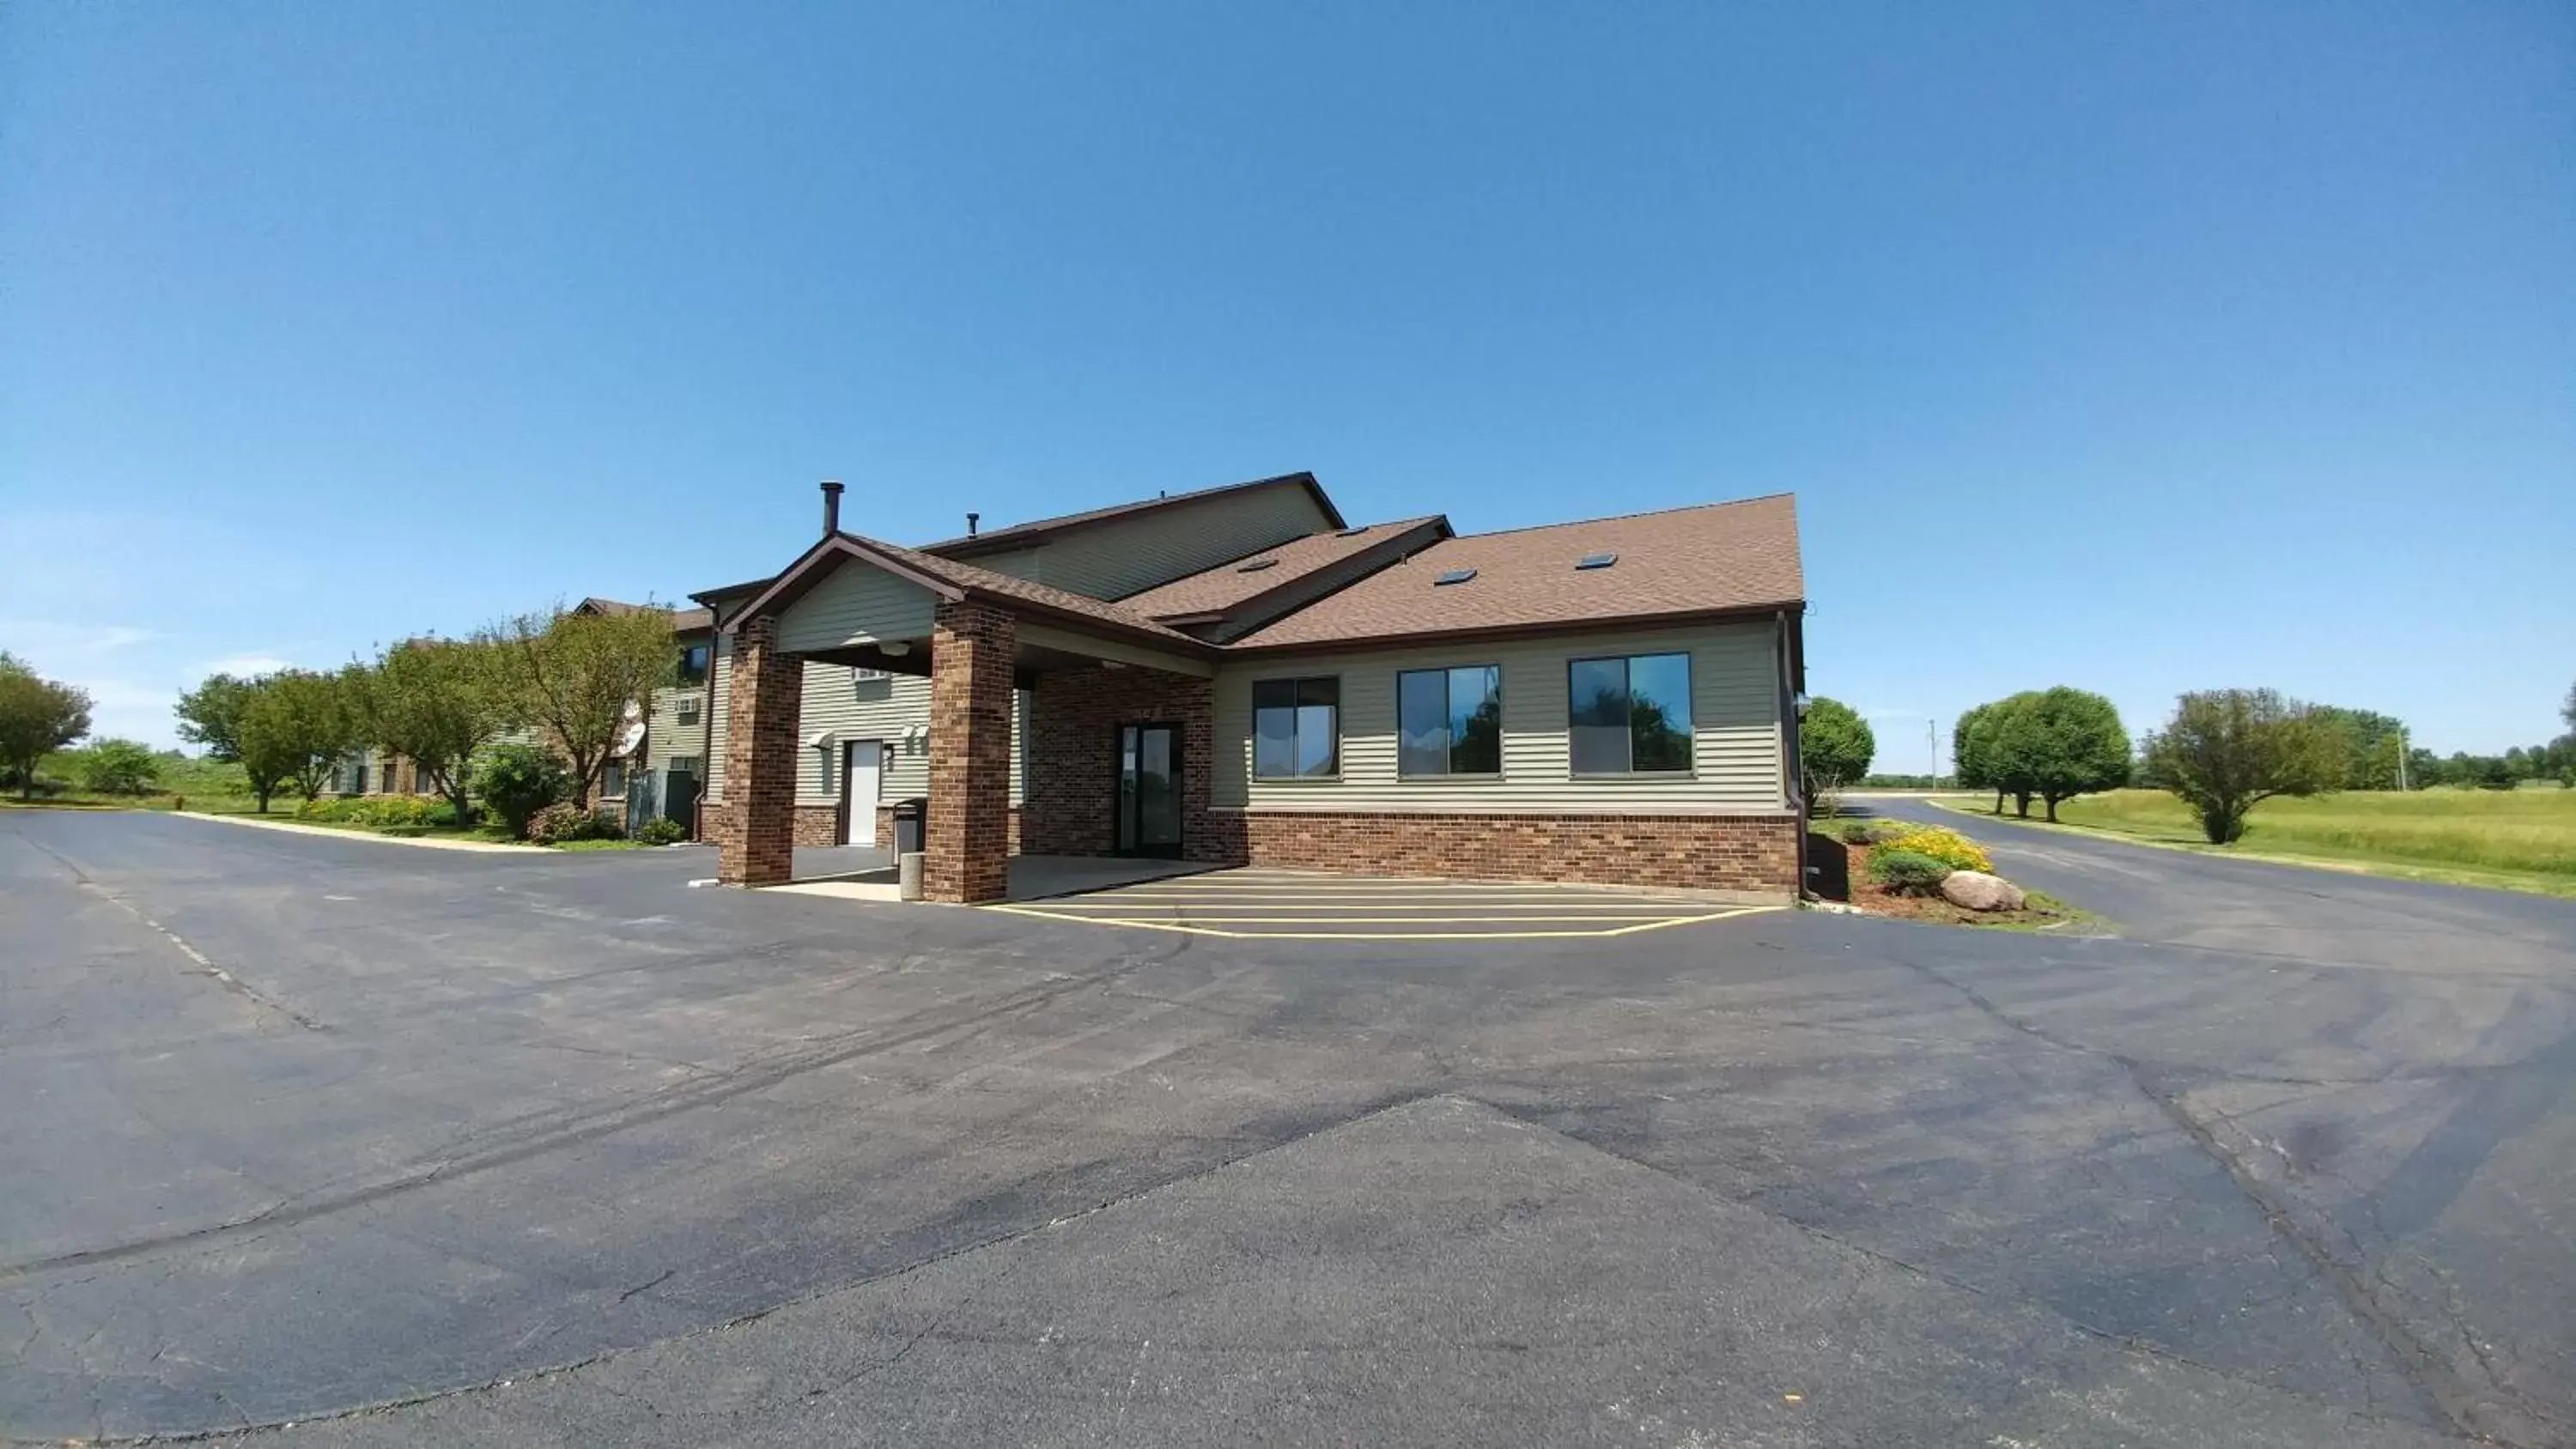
[987,866,1779,939]
[771,852,1213,904]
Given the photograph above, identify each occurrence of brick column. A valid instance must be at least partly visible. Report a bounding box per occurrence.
[719,614,802,887]
[926,600,1016,903]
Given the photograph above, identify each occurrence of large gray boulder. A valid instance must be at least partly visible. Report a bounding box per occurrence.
[1940,870,2026,912]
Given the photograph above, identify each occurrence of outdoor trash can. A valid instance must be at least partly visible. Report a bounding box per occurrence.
[893,797,927,856]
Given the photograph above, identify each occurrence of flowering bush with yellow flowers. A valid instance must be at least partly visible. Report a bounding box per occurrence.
[1872,826,1992,875]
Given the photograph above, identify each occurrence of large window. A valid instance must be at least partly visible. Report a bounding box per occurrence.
[1568,652,1694,774]
[1398,665,1502,777]
[1253,676,1340,779]
[678,642,710,685]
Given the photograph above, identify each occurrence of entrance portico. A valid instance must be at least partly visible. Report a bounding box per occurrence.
[709,533,1218,903]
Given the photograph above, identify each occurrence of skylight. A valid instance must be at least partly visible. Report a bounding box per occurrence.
[1236,557,1279,573]
[1433,567,1477,586]
[1577,552,1619,570]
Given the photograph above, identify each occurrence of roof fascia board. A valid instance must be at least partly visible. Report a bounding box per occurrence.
[718,534,967,633]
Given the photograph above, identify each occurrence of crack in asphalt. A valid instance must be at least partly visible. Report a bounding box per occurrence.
[13,832,326,1032]
[1886,942,2543,1445]
[0,940,1200,1283]
[33,1090,1449,1446]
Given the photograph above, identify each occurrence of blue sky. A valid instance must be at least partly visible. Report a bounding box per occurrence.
[4,3,2568,768]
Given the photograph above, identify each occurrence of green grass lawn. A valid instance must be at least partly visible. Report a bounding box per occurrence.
[1937,787,2576,898]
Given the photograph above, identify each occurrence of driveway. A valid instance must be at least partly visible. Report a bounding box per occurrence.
[5,809,2573,1446]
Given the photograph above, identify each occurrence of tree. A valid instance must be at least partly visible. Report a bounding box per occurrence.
[174,673,257,762]
[1798,698,1874,804]
[2311,706,2407,790]
[1953,700,2008,809]
[0,652,94,799]
[78,738,161,795]
[241,670,361,807]
[490,604,677,807]
[1986,686,2131,821]
[346,639,521,825]
[2564,679,2575,735]
[2142,688,2347,844]
[472,743,571,838]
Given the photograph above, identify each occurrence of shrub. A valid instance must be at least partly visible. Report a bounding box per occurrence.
[1881,826,1992,874]
[473,743,572,838]
[294,795,443,828]
[360,795,437,828]
[78,739,163,795]
[1837,821,1874,845]
[1868,848,1953,896]
[527,800,625,845]
[635,816,687,846]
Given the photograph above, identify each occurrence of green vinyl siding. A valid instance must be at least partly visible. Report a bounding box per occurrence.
[1211,620,1785,812]
[961,485,1333,602]
[774,563,938,654]
[703,640,1025,809]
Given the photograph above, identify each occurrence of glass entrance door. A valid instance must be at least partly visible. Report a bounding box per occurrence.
[1115,723,1183,858]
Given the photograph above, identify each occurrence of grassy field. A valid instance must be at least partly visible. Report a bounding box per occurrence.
[1937,787,2576,898]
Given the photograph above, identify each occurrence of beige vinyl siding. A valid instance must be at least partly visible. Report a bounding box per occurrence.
[1210,620,1786,813]
[775,564,937,654]
[964,487,1332,602]
[704,643,1026,809]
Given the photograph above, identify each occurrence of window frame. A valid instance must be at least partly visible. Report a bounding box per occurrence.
[675,695,702,728]
[1565,652,1697,778]
[601,759,627,797]
[1395,664,1504,779]
[677,642,710,686]
[1250,674,1342,781]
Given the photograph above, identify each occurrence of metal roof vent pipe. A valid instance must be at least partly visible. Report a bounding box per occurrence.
[820,480,845,536]
[966,512,980,538]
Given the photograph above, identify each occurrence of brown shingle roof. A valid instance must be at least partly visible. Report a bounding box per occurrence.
[1116,517,1449,620]
[1227,494,1802,652]
[576,597,715,634]
[920,471,1343,557]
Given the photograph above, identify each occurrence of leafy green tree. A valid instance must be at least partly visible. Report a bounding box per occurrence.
[2404,747,2445,789]
[346,639,522,825]
[472,743,572,838]
[2311,706,2406,790]
[491,604,679,806]
[1987,686,2131,821]
[77,738,161,794]
[1798,697,1875,801]
[241,670,361,807]
[0,652,93,799]
[1953,700,2009,809]
[174,673,256,762]
[2143,688,2347,844]
[2564,679,2575,734]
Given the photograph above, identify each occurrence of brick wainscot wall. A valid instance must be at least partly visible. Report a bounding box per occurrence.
[1204,810,1801,900]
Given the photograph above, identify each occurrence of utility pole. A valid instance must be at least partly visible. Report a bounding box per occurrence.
[2397,724,2409,791]
[1929,718,1939,786]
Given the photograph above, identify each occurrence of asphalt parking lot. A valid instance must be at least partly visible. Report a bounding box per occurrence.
[992,865,1775,938]
[6,806,2573,1447]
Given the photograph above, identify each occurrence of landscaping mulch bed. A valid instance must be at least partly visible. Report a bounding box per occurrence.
[1836,842,2087,930]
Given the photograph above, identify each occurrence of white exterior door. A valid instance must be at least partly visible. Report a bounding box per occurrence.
[843,742,884,846]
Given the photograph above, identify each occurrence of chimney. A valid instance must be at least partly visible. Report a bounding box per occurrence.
[966,512,980,538]
[820,480,844,536]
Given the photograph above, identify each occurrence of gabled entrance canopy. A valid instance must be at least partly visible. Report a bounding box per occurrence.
[708,530,1217,902]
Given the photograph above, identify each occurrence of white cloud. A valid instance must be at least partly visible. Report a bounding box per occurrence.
[58,676,182,749]
[0,620,159,661]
